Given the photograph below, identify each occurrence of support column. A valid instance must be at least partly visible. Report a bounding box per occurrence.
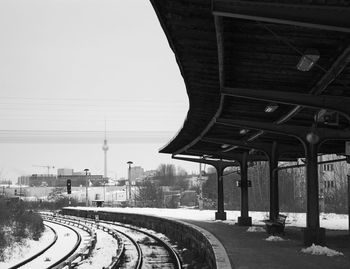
[303,142,325,246]
[238,152,252,226]
[347,174,350,235]
[269,142,279,220]
[215,165,227,220]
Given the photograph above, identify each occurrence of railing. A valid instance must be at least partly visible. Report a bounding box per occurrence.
[41,214,97,269]
[43,213,124,269]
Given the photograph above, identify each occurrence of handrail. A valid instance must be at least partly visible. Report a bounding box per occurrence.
[67,215,125,269]
[45,213,124,269]
[41,214,97,269]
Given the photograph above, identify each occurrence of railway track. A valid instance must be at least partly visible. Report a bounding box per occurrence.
[8,223,58,269]
[41,216,97,269]
[54,214,183,269]
[9,220,83,269]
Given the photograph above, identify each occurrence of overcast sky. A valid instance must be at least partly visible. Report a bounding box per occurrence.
[0,0,199,180]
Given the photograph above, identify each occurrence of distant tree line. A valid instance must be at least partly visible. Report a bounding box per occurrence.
[202,160,348,214]
[135,164,195,207]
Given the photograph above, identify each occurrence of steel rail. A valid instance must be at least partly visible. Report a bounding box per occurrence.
[8,224,58,269]
[48,214,127,269]
[113,222,182,269]
[108,224,143,269]
[43,219,82,269]
[56,214,181,269]
[100,219,182,269]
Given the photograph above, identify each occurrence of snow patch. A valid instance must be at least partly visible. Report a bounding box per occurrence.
[265,236,285,242]
[73,207,349,231]
[301,244,344,257]
[247,226,265,232]
[0,226,54,267]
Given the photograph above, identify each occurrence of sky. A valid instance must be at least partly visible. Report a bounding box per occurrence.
[0,0,199,180]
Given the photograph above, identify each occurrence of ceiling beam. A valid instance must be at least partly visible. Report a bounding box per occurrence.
[216,118,350,142]
[187,149,268,162]
[172,155,238,168]
[202,136,270,153]
[212,0,350,33]
[221,87,350,121]
[202,136,303,156]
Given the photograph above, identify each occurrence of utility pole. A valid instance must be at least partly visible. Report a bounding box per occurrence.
[127,161,133,202]
[84,168,89,207]
[102,120,109,179]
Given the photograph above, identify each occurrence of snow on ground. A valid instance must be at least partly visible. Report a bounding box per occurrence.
[77,207,349,231]
[265,236,285,242]
[301,244,344,257]
[0,225,55,269]
[19,221,79,269]
[78,229,118,269]
[247,226,265,232]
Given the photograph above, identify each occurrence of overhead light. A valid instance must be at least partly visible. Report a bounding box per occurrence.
[239,129,249,135]
[306,123,320,144]
[221,144,230,149]
[249,149,256,155]
[296,49,320,71]
[264,103,279,113]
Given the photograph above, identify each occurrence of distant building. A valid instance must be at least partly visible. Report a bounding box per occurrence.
[144,170,157,178]
[17,168,104,187]
[57,168,73,176]
[57,174,104,187]
[130,166,144,182]
[25,174,57,187]
[18,175,30,186]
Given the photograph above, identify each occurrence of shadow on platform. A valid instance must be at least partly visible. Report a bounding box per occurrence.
[182,220,350,269]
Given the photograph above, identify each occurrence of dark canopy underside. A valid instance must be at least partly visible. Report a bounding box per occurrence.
[151,0,350,162]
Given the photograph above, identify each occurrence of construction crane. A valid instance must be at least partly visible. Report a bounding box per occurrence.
[32,165,55,175]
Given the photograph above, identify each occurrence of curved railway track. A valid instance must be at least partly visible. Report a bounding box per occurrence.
[8,224,58,269]
[9,220,82,269]
[109,221,182,269]
[45,219,82,269]
[56,214,183,269]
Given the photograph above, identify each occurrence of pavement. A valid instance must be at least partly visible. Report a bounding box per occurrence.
[180,220,350,269]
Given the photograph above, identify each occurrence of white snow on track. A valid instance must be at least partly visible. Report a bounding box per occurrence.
[19,221,79,269]
[78,228,118,269]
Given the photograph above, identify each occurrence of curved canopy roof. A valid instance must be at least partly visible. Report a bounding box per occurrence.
[151,0,350,162]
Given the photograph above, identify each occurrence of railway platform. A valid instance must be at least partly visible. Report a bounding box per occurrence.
[182,220,350,269]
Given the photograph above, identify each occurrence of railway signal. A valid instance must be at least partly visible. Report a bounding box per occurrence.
[67,179,71,194]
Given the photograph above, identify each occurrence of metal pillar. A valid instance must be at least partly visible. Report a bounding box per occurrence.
[303,142,325,246]
[348,174,350,235]
[84,168,89,207]
[269,142,279,220]
[238,152,252,226]
[215,165,227,220]
[127,161,133,202]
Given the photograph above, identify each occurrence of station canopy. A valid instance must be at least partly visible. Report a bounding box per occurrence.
[151,0,350,163]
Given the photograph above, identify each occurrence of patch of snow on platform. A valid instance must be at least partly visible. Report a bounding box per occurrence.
[265,236,285,242]
[301,244,344,257]
[247,226,265,232]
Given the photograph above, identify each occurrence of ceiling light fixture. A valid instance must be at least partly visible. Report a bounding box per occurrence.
[239,129,249,135]
[221,144,230,149]
[296,49,320,72]
[264,103,279,113]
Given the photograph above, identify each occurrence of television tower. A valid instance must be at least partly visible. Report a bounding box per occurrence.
[102,121,109,178]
